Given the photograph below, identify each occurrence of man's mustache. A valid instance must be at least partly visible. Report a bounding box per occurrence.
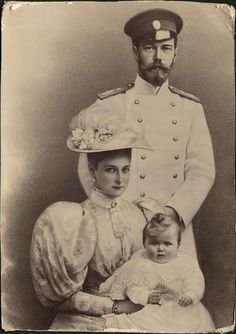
[148,62,171,71]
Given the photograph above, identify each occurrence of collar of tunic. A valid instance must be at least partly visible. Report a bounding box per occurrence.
[135,74,169,96]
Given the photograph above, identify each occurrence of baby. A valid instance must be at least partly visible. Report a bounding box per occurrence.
[100,213,215,333]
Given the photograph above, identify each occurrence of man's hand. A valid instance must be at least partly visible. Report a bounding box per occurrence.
[164,206,184,231]
[147,290,164,304]
[134,197,164,213]
[164,206,179,223]
[134,197,164,221]
[178,295,193,306]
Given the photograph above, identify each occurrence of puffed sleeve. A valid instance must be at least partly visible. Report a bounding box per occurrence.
[30,201,97,307]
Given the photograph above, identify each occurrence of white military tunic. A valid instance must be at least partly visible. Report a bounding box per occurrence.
[77,75,215,258]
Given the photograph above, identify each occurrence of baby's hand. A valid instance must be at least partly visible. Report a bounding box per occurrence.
[148,290,164,304]
[178,295,193,306]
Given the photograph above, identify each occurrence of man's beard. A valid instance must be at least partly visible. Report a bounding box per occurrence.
[138,60,174,86]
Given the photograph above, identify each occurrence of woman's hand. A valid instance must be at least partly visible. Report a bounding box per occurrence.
[116,299,143,314]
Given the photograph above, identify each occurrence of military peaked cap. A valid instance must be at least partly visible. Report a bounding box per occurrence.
[124,8,183,42]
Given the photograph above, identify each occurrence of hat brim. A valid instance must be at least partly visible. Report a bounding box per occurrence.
[67,137,153,153]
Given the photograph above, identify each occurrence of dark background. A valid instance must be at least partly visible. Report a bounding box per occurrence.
[2,1,235,330]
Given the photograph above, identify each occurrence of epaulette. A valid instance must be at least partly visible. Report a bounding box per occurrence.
[97,83,134,100]
[169,85,201,103]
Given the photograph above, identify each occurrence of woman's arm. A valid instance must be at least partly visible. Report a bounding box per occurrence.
[56,290,113,316]
[56,291,143,316]
[113,299,144,314]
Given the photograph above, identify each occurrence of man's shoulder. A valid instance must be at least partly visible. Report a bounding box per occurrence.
[97,82,134,100]
[169,85,201,104]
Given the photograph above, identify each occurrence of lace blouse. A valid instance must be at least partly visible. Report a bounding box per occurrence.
[99,250,215,333]
[100,249,205,305]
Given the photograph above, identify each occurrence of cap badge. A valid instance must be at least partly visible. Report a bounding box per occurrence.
[155,30,171,40]
[152,20,161,30]
[95,128,113,143]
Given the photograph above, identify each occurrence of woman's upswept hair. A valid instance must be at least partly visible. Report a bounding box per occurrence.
[88,148,131,170]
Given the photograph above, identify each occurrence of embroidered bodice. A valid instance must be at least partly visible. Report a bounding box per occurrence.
[81,190,146,293]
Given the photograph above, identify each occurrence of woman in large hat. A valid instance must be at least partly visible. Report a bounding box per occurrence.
[30,105,156,330]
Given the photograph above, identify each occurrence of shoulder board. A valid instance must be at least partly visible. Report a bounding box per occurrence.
[97,83,134,100]
[169,85,201,103]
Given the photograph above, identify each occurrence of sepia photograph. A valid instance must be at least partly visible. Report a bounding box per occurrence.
[1,1,235,332]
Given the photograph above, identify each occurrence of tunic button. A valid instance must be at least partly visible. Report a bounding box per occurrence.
[173,136,179,142]
[171,101,176,107]
[114,231,124,238]
[111,201,117,208]
[134,99,140,104]
[140,174,145,179]
[137,117,143,123]
[141,154,146,160]
[172,119,177,125]
[140,192,145,197]
[174,154,180,160]
[173,173,178,179]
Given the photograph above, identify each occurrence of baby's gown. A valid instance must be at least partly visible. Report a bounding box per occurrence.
[100,249,215,333]
[30,189,146,331]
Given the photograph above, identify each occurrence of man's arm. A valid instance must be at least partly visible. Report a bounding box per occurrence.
[166,102,215,226]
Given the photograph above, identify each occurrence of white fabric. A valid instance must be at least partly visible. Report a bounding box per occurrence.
[77,76,215,258]
[101,250,215,333]
[31,192,146,330]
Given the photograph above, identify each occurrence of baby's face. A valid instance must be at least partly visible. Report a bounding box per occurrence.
[144,225,179,264]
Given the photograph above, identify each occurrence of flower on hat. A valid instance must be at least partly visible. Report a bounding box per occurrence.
[70,126,115,150]
[71,127,94,150]
[67,105,152,152]
[95,128,113,143]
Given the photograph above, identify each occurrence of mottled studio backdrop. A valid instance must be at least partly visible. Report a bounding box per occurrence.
[2,1,235,330]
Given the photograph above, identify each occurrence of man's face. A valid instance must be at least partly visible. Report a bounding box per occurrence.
[134,38,176,86]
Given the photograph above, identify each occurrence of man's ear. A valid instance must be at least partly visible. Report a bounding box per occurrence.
[173,47,178,63]
[133,45,139,62]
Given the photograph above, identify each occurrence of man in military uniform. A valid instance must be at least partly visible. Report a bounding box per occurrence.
[72,8,215,258]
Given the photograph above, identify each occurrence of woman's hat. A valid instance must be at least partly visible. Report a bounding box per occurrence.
[67,105,152,153]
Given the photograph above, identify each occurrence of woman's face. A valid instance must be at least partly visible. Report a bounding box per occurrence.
[92,151,131,198]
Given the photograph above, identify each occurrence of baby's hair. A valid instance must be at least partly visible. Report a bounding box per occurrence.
[143,213,181,245]
[88,148,131,170]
